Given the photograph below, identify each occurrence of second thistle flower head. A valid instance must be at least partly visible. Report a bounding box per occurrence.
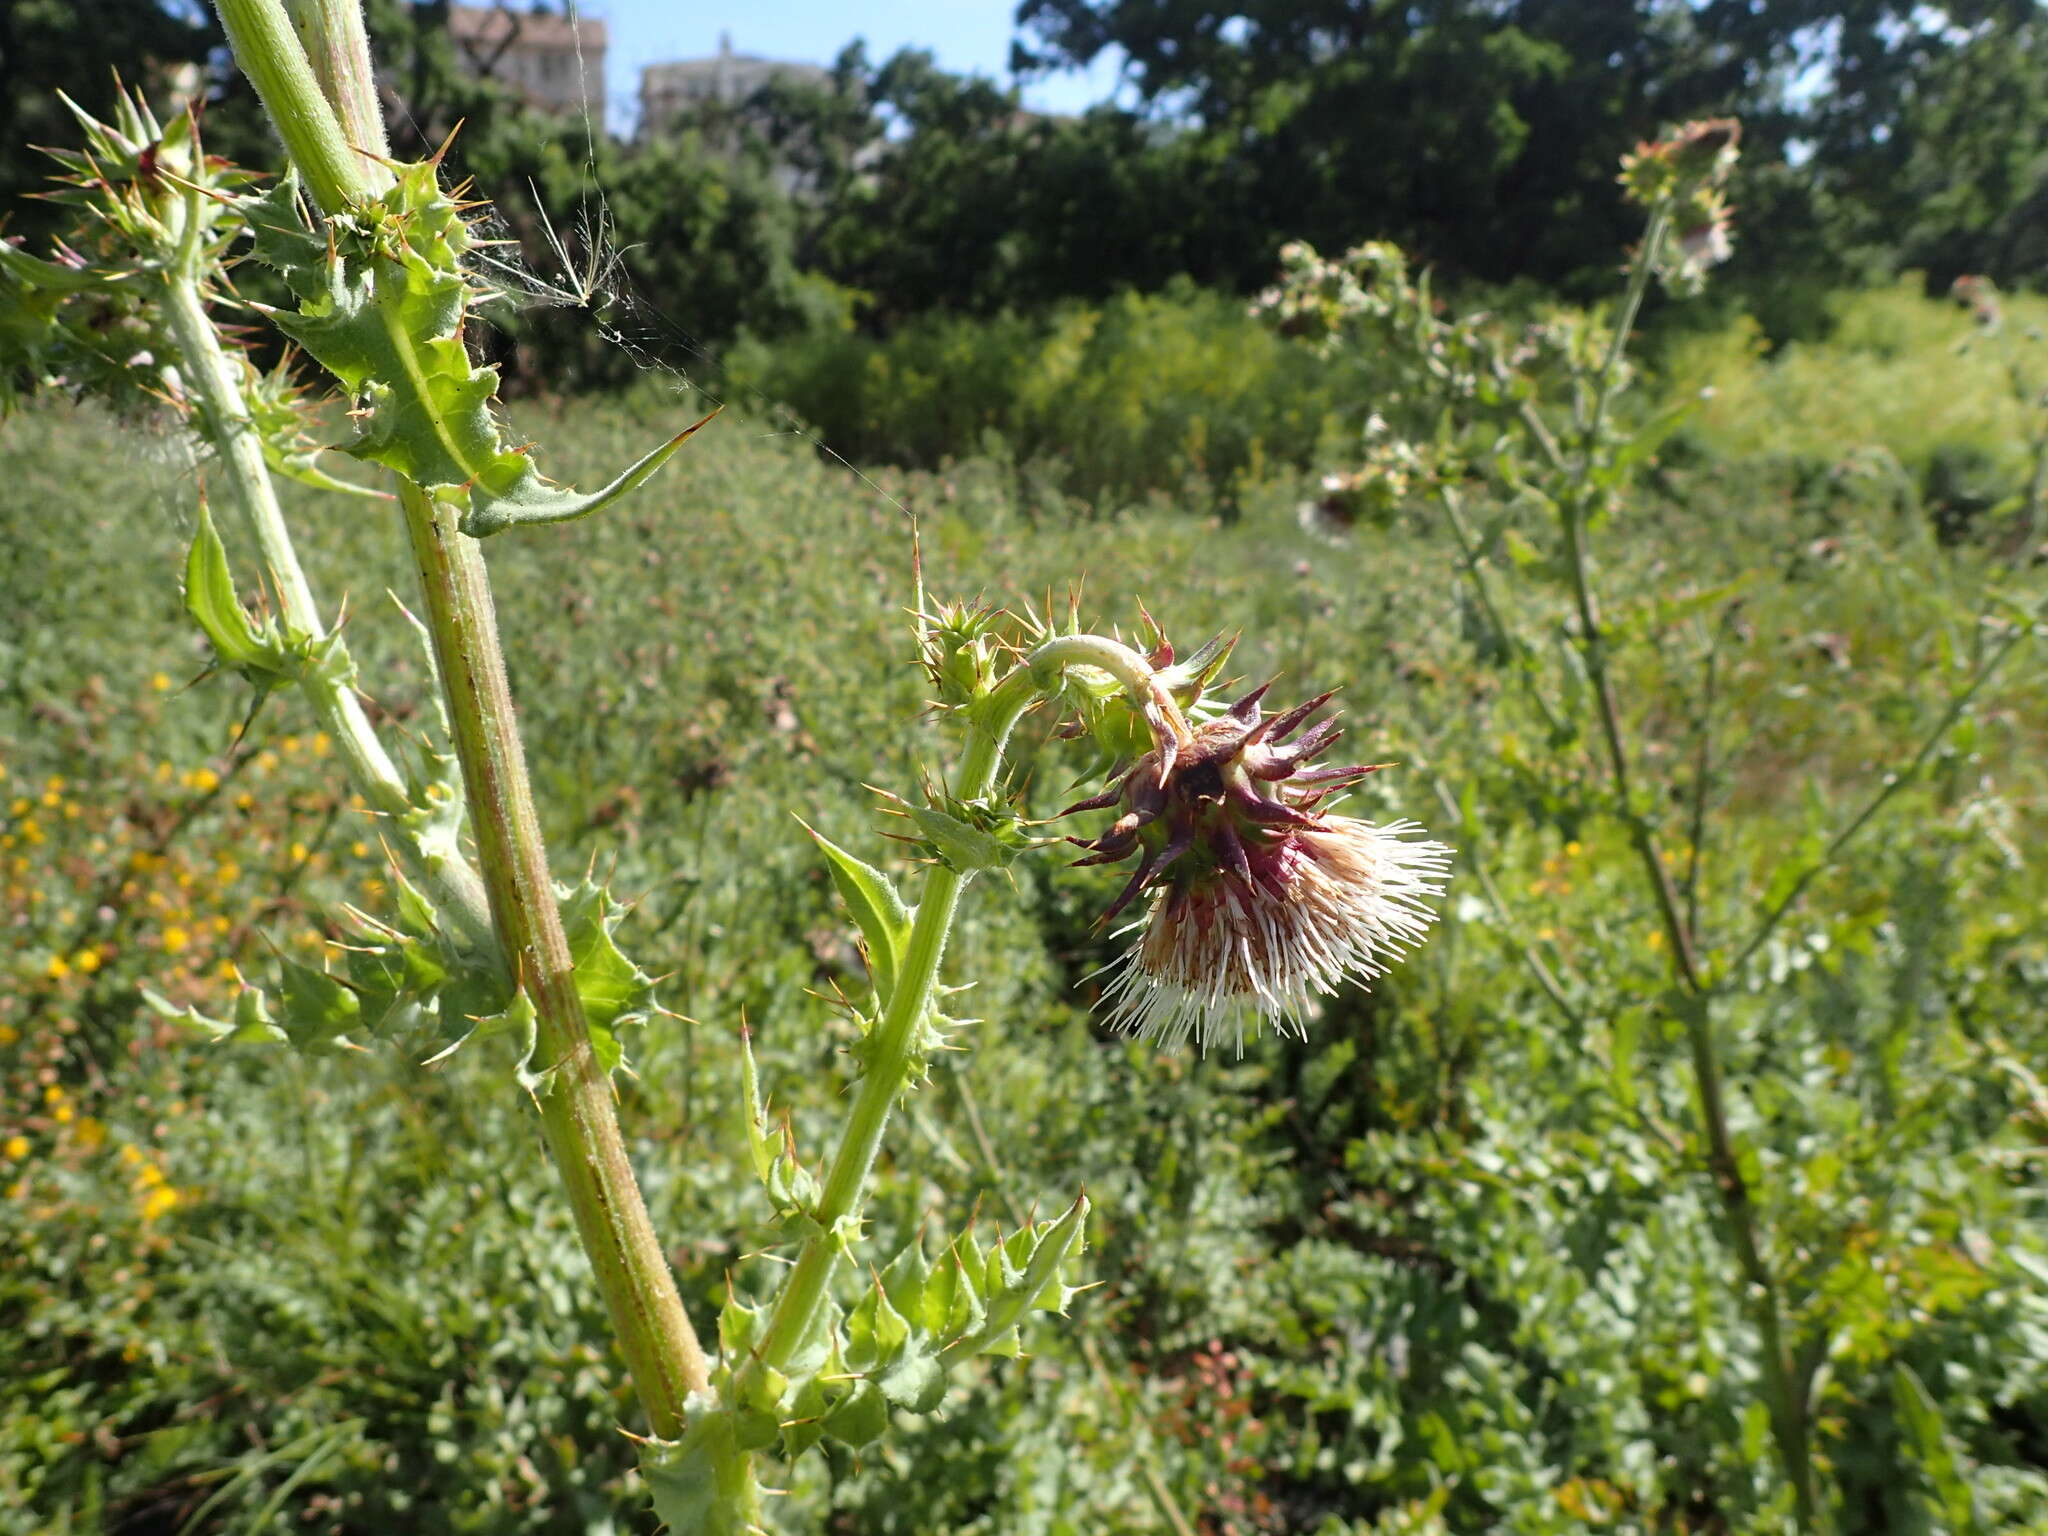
[1063,674,1450,1052]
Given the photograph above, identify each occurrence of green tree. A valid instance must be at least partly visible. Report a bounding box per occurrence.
[1008,0,2048,298]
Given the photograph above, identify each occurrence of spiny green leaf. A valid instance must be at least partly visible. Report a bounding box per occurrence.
[941,1194,1091,1361]
[780,1373,833,1460]
[141,986,287,1047]
[182,502,270,672]
[642,1419,768,1536]
[876,1345,946,1413]
[821,1378,889,1448]
[552,878,663,1076]
[275,955,363,1049]
[458,413,716,536]
[737,1027,821,1220]
[798,818,913,1003]
[240,165,707,537]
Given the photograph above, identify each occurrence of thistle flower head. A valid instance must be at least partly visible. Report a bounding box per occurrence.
[1950,274,2003,331]
[1619,117,1741,296]
[1063,676,1450,1052]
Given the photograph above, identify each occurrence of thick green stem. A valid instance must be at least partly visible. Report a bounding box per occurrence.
[213,0,382,211]
[396,479,709,1436]
[282,0,389,165]
[221,0,711,1449]
[157,219,496,955]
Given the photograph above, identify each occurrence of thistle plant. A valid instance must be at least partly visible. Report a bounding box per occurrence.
[1257,120,2045,1530]
[0,4,1453,1528]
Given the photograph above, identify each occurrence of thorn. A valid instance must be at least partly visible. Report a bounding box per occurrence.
[429,118,467,166]
[1290,761,1394,786]
[1056,783,1125,818]
[1258,689,1339,744]
[1227,679,1275,722]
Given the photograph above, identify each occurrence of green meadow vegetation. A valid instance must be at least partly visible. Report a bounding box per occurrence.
[7,1,2048,1528]
[5,260,2046,1530]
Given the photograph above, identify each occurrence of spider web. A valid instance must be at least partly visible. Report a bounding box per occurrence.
[378,3,920,537]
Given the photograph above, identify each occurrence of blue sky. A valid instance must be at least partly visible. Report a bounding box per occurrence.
[573,1,1129,132]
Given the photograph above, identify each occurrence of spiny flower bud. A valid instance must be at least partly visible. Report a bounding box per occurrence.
[1619,117,1740,209]
[1063,680,1450,1052]
[1619,118,1742,297]
[1950,274,2002,332]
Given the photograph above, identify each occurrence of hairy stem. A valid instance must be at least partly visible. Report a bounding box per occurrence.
[733,632,1150,1441]
[397,479,709,1435]
[737,666,1049,1395]
[213,0,382,211]
[158,203,496,955]
[282,0,389,165]
[220,0,712,1446]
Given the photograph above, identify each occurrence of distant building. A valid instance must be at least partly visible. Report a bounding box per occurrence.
[638,32,828,140]
[447,4,605,121]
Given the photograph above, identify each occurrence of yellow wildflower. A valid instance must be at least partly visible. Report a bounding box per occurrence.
[185,767,220,794]
[0,1024,17,1045]
[162,926,190,955]
[72,949,101,975]
[141,1185,180,1222]
[151,671,173,692]
[44,954,70,981]
[75,1117,106,1151]
[3,1136,28,1159]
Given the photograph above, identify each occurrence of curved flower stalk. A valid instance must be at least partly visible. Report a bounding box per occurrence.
[647,604,1450,1527]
